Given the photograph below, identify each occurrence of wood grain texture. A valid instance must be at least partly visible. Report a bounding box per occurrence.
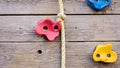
[0,15,120,42]
[0,42,61,68]
[0,0,119,14]
[66,42,120,68]
[0,42,120,68]
[0,0,120,68]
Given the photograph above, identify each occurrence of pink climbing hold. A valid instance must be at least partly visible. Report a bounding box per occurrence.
[35,19,61,41]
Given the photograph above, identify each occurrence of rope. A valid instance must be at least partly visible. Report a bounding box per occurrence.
[57,0,66,68]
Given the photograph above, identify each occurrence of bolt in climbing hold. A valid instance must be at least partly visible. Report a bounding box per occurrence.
[93,44,117,63]
[35,19,61,41]
[87,0,112,10]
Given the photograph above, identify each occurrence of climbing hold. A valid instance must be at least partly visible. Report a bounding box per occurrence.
[35,19,61,41]
[93,44,117,63]
[87,0,112,10]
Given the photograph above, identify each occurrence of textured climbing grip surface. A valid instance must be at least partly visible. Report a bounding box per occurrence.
[35,19,61,41]
[87,0,112,10]
[93,44,117,63]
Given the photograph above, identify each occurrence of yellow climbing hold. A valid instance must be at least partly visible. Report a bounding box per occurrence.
[93,44,117,63]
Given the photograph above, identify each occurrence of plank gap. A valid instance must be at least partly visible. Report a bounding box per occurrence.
[0,14,120,16]
[0,41,120,43]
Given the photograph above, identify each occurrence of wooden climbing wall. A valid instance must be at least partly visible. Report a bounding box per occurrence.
[0,0,120,68]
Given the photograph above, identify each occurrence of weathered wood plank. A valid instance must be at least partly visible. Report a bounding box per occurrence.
[0,42,61,68]
[0,0,119,14]
[0,15,120,41]
[0,42,120,68]
[67,42,120,68]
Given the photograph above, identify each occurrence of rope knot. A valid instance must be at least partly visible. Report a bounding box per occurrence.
[57,13,66,22]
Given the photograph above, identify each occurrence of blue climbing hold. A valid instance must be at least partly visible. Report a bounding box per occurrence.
[87,0,112,10]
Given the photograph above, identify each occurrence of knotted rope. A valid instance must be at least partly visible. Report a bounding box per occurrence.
[57,0,66,68]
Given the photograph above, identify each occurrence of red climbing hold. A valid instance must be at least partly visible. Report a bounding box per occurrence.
[35,19,61,41]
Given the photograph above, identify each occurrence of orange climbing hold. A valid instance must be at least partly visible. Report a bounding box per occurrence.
[93,44,117,63]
